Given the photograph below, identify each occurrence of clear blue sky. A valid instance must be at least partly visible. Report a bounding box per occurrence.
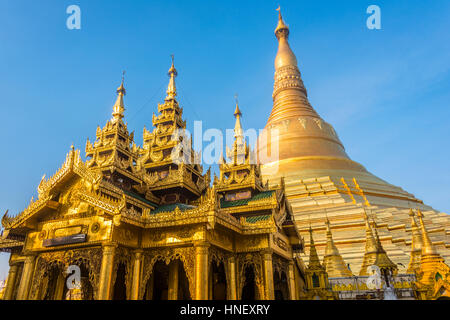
[0,0,449,280]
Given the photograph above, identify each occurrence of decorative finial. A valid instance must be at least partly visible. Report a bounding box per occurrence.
[275,5,289,38]
[166,55,178,100]
[234,94,242,117]
[116,71,126,96]
[168,54,177,77]
[112,72,126,120]
[276,5,282,20]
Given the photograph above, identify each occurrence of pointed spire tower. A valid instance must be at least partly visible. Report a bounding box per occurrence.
[359,209,397,276]
[255,8,439,273]
[139,56,207,203]
[323,218,353,277]
[407,209,423,274]
[414,209,450,295]
[85,73,142,186]
[258,7,367,175]
[308,226,322,269]
[304,226,334,299]
[112,72,126,122]
[229,96,246,165]
[215,101,265,193]
[417,209,437,256]
[166,54,178,101]
[233,95,244,147]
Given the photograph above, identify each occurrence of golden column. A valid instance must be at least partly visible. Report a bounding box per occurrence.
[168,260,179,300]
[288,261,297,300]
[227,256,237,300]
[97,243,117,300]
[130,249,143,300]
[3,263,19,300]
[16,254,36,300]
[262,249,275,300]
[194,241,209,300]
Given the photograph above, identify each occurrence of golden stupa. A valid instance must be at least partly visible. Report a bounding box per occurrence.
[258,10,450,275]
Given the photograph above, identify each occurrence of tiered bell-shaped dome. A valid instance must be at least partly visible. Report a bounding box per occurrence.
[257,8,449,274]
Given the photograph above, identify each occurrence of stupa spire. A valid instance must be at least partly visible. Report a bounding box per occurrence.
[359,209,398,276]
[323,217,353,277]
[325,218,339,256]
[372,218,384,252]
[363,209,378,253]
[417,209,437,256]
[258,8,366,176]
[407,208,423,273]
[233,94,244,144]
[112,71,126,121]
[308,226,322,268]
[166,54,178,101]
[271,8,312,117]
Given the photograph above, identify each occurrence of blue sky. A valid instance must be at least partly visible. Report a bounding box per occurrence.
[0,0,449,280]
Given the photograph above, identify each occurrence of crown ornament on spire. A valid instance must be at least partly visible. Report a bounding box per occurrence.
[112,71,126,121]
[166,54,178,101]
[275,6,289,39]
[233,94,243,141]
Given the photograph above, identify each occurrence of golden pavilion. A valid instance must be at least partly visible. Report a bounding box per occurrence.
[0,9,449,300]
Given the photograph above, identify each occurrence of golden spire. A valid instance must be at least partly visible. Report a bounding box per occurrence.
[417,209,437,256]
[373,218,398,272]
[112,71,126,121]
[233,94,243,143]
[166,54,178,101]
[275,6,289,39]
[273,7,298,72]
[363,209,378,253]
[324,218,339,256]
[308,226,322,268]
[407,208,423,273]
[323,217,353,277]
[409,209,422,252]
[371,218,384,252]
[257,7,368,178]
[359,211,397,275]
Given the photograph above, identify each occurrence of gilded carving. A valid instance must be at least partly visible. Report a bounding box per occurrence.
[140,246,195,300]
[236,252,264,300]
[29,247,102,300]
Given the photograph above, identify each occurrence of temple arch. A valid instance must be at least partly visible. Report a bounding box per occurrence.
[210,259,227,300]
[112,262,127,300]
[241,264,257,300]
[273,270,289,300]
[142,257,191,300]
[40,264,66,300]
